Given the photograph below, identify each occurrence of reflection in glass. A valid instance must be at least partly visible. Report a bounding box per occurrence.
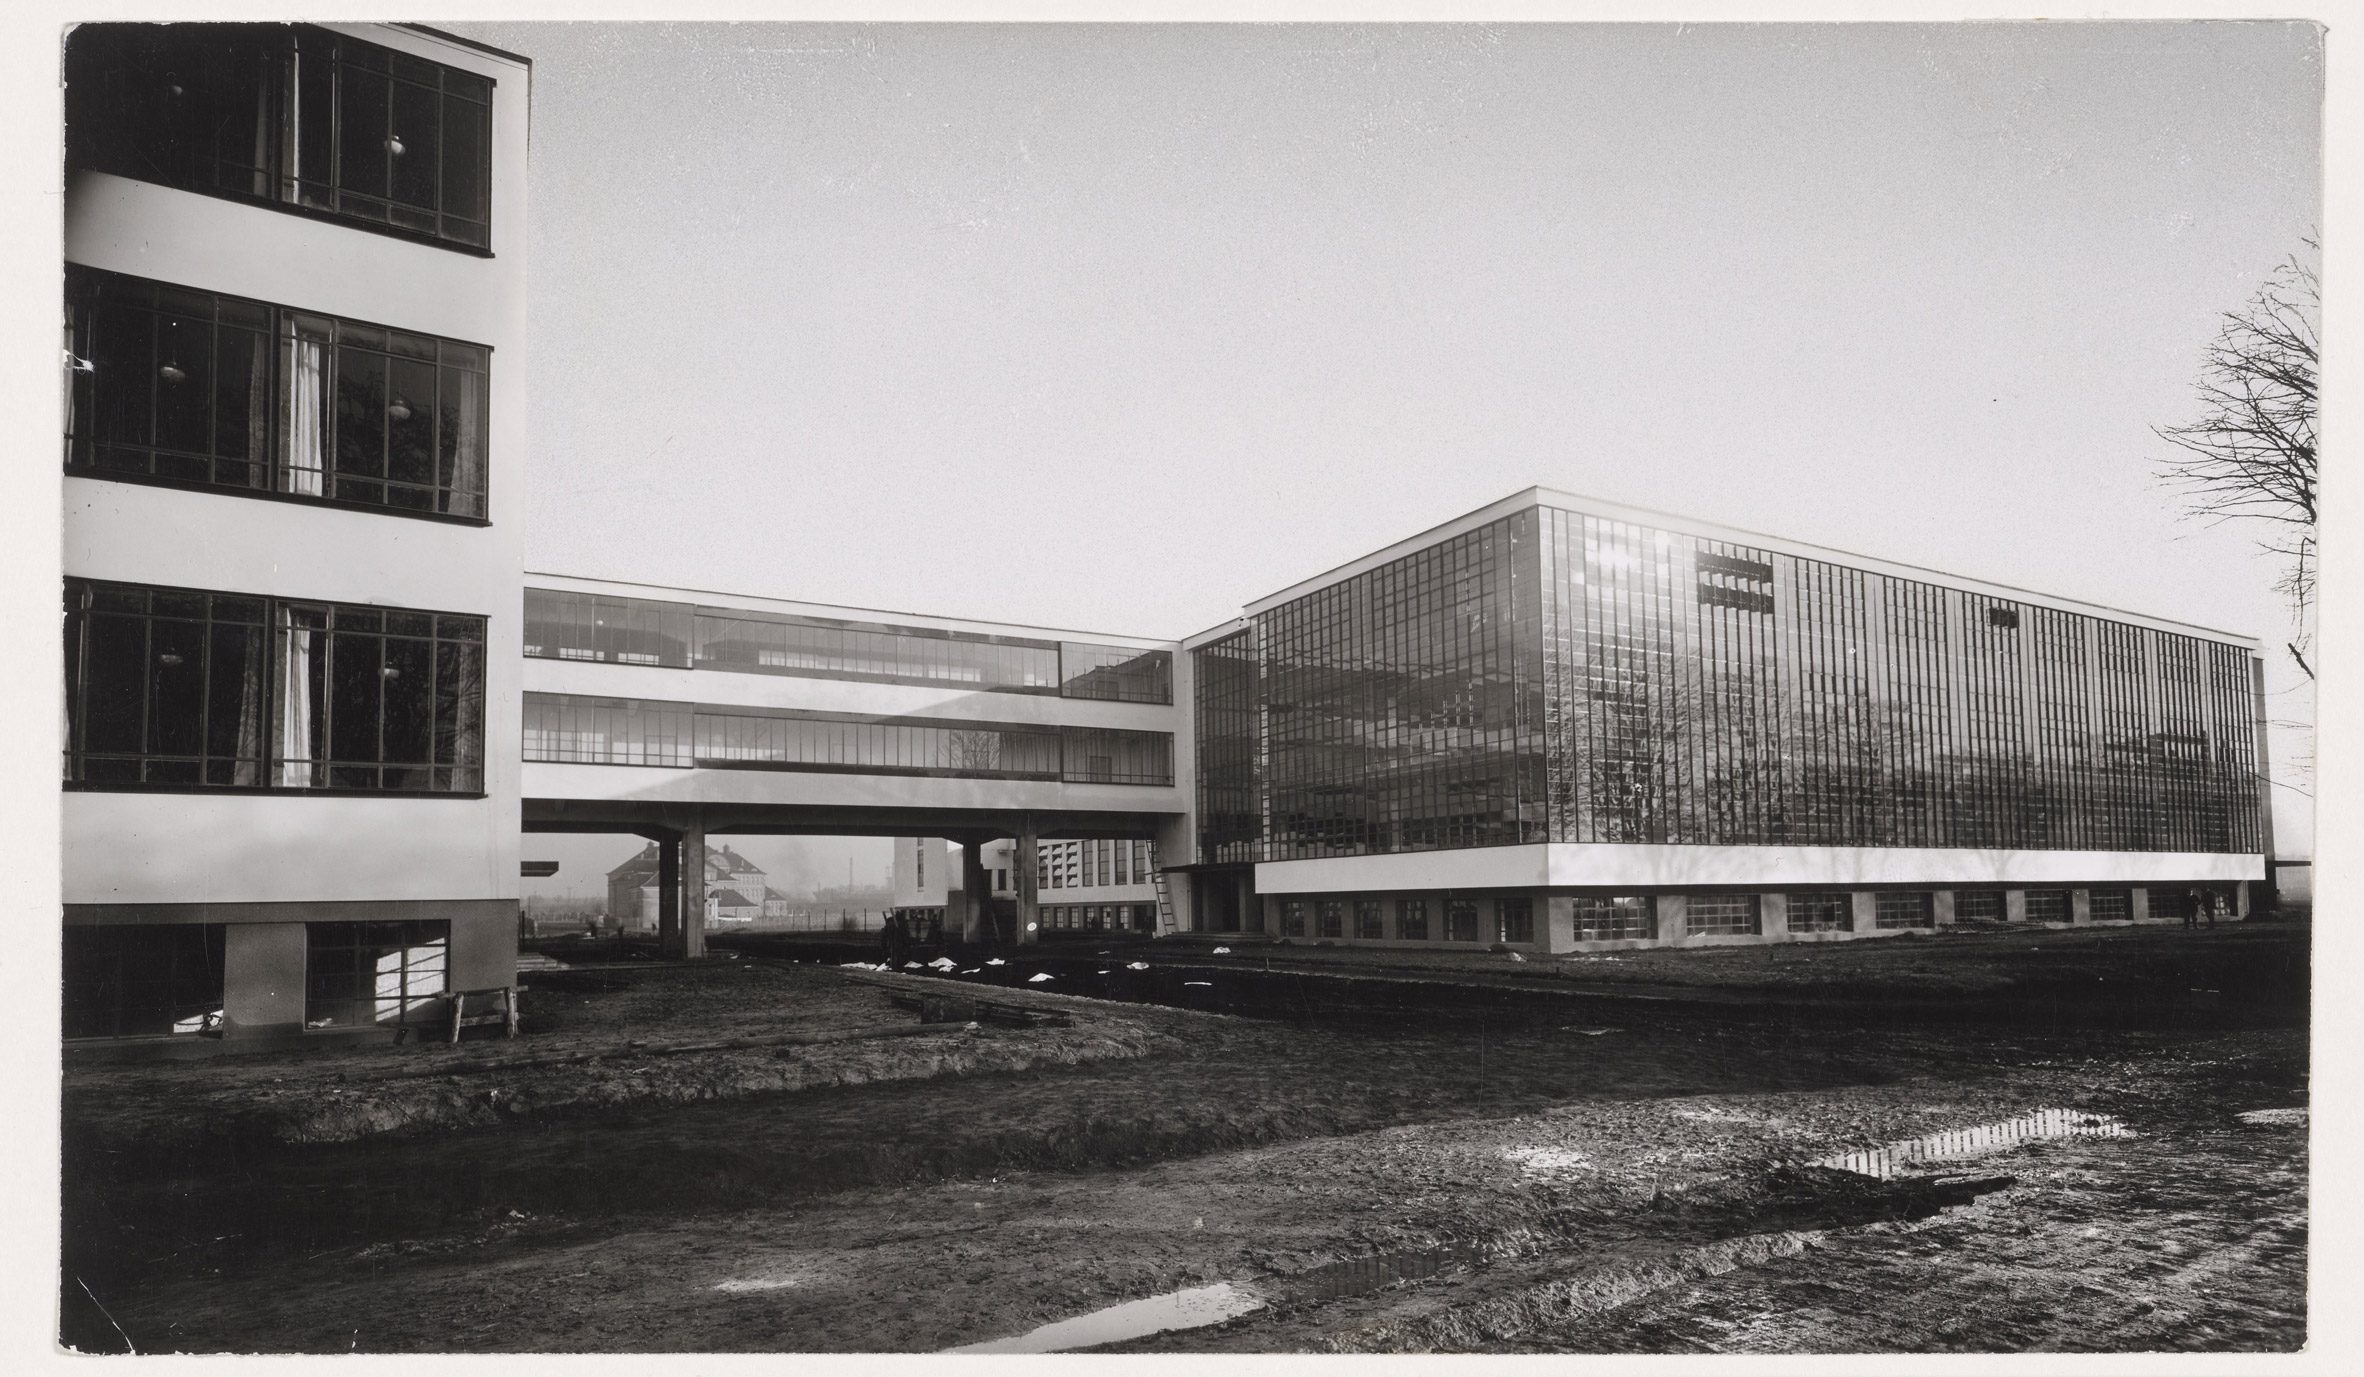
[1199,500,2263,863]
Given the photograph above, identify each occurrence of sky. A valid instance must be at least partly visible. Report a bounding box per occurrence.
[443,20,2324,890]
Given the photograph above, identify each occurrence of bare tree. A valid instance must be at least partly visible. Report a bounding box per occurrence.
[2154,250,2319,680]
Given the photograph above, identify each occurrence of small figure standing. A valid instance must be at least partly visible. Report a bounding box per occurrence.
[2183,887,2205,931]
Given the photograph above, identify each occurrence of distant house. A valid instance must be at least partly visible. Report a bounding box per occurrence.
[606,844,775,930]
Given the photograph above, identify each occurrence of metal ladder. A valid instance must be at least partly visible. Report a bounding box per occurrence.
[1148,839,1178,934]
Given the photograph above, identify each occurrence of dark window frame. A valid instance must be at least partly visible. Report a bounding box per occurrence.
[63,923,227,1040]
[65,22,497,255]
[303,919,451,1029]
[66,266,493,524]
[64,577,489,797]
[1497,896,1535,944]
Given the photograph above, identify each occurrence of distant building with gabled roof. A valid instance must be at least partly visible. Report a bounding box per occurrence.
[606,843,772,929]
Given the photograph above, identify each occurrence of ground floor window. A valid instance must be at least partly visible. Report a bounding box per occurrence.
[1445,899,1481,943]
[1354,899,1385,939]
[63,923,225,1039]
[1497,897,1534,944]
[2089,888,2132,922]
[1397,898,1429,940]
[1318,900,1346,939]
[2024,890,2071,923]
[1874,892,1934,929]
[1573,895,1653,941]
[2149,888,2198,920]
[1280,899,1308,937]
[1953,890,2003,922]
[304,920,448,1028]
[1685,894,1759,937]
[1787,891,1852,934]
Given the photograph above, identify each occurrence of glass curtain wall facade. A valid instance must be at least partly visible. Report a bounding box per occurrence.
[1247,512,1548,862]
[1193,627,1262,864]
[1199,498,2263,863]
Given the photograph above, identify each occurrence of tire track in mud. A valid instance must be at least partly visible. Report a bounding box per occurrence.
[1092,1166,2018,1353]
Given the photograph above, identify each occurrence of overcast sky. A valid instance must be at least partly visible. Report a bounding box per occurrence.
[448,20,2323,891]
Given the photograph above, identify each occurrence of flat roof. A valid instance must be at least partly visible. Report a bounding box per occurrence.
[399,23,532,68]
[525,571,1179,652]
[1241,486,2262,649]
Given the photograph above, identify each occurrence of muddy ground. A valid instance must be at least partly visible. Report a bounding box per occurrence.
[59,925,2307,1354]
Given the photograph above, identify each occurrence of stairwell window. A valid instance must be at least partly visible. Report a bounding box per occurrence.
[67,268,490,521]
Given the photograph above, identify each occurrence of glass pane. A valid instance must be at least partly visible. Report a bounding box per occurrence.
[89,304,154,447]
[333,345,387,478]
[213,324,265,468]
[388,79,439,208]
[293,46,335,192]
[80,613,149,756]
[379,635,433,766]
[440,91,486,223]
[151,315,213,456]
[147,617,207,758]
[328,630,383,765]
[384,354,438,489]
[337,66,391,199]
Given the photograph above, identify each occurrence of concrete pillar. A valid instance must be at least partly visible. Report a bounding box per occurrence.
[2004,889,2029,923]
[1654,894,1688,946]
[656,833,680,949]
[2069,888,2092,926]
[664,814,707,959]
[1932,890,1958,926]
[1544,895,1578,953]
[223,922,307,1038]
[1760,892,1790,941]
[1014,815,1040,944]
[1850,890,1879,934]
[958,838,989,944]
[2130,886,2152,922]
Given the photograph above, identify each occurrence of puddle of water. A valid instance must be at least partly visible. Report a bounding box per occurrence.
[1285,1242,1488,1302]
[2239,1107,2307,1126]
[713,1270,811,1293]
[1813,1107,2129,1179]
[943,1282,1268,1354]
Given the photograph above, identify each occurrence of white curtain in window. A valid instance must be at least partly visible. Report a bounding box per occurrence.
[241,330,272,488]
[277,611,318,786]
[231,623,267,786]
[447,371,486,517]
[282,330,327,496]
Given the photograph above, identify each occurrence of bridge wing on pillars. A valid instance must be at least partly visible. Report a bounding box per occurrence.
[520,574,1195,955]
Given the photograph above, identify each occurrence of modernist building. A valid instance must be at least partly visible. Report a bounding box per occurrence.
[55,26,2273,1047]
[892,836,1161,937]
[1179,489,2271,950]
[517,575,1188,955]
[60,23,531,1045]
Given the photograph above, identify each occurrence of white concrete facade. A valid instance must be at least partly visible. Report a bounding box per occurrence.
[1255,845,2265,895]
[62,25,531,1044]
